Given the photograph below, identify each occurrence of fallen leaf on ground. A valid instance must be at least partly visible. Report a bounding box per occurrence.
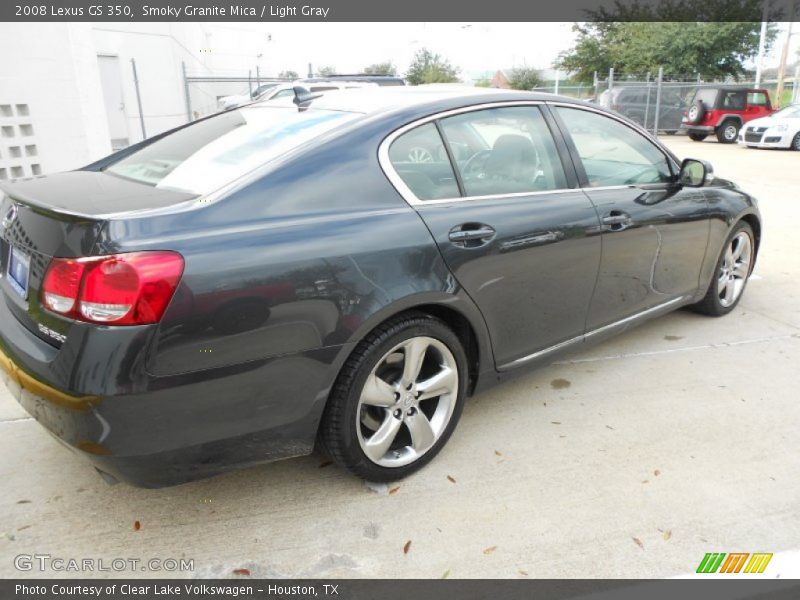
[403,540,412,554]
[318,461,332,469]
[483,545,497,555]
[16,500,31,504]
[663,530,672,541]
[133,521,141,532]
[389,486,400,495]
[494,450,503,456]
[447,475,456,483]
[518,569,529,576]
[642,480,649,484]
[17,525,31,531]
[441,570,450,579]
[654,469,661,476]
[232,568,250,576]
[632,537,644,549]
[551,421,561,425]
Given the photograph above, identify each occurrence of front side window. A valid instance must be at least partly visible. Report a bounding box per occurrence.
[388,123,459,201]
[105,107,359,195]
[439,106,567,196]
[747,92,769,107]
[556,107,672,187]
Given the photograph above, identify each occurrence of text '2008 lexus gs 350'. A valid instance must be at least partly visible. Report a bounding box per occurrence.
[0,88,760,487]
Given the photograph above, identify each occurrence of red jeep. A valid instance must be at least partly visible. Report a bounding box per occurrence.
[681,86,775,143]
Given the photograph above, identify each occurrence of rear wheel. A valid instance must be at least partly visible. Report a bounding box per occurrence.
[688,133,707,142]
[320,312,467,481]
[691,222,754,316]
[716,120,740,144]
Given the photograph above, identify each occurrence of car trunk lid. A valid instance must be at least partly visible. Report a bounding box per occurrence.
[0,171,196,346]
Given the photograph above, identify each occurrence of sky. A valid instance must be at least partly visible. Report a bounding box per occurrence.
[216,21,799,81]
[218,22,580,79]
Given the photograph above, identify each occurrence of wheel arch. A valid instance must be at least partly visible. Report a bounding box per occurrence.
[342,296,492,397]
[715,114,744,128]
[739,211,762,261]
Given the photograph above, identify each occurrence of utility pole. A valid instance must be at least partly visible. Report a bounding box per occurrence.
[754,1,769,88]
[774,1,797,107]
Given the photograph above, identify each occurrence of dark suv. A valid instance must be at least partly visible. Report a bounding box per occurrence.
[602,86,686,133]
[682,86,774,143]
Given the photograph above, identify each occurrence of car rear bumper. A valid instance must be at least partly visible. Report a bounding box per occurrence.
[0,296,348,487]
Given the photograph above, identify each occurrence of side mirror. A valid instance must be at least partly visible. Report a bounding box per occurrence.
[679,158,714,187]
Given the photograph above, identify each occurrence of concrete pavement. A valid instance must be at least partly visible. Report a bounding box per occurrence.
[1,136,798,579]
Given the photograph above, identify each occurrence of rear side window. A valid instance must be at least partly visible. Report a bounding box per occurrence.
[439,106,567,196]
[556,107,672,187]
[105,107,359,195]
[720,91,746,110]
[388,123,459,201]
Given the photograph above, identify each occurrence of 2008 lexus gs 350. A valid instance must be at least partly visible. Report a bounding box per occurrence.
[0,88,760,487]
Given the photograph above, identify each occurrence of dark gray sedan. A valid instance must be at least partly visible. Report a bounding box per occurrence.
[0,88,760,486]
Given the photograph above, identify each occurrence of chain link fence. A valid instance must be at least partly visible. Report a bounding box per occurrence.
[532,67,800,136]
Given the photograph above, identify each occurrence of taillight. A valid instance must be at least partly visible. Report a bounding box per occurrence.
[41,251,184,325]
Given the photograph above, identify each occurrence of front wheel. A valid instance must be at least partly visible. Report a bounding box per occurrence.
[691,222,754,316]
[320,313,467,481]
[792,132,800,151]
[688,132,707,142]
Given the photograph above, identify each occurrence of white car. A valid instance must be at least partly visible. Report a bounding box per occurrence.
[738,104,800,150]
[218,80,376,111]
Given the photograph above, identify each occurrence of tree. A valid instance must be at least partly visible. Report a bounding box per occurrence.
[278,70,299,80]
[405,48,460,85]
[363,62,397,76]
[317,65,337,77]
[509,67,542,91]
[557,0,777,82]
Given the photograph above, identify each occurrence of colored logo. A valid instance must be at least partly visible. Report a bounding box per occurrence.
[696,552,773,574]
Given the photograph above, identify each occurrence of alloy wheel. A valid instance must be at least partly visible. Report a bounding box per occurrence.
[356,336,458,468]
[723,124,738,141]
[717,231,752,307]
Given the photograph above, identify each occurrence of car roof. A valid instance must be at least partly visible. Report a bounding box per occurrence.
[256,85,590,117]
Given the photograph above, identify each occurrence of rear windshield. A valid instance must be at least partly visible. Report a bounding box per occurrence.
[105,107,359,195]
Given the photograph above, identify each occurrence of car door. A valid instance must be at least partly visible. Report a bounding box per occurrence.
[383,104,602,370]
[551,104,710,332]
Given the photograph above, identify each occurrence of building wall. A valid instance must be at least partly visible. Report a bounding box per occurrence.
[0,23,276,179]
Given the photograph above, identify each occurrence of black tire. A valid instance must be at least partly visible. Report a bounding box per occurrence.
[320,312,468,482]
[792,132,800,151]
[664,130,678,135]
[716,120,740,144]
[688,133,707,142]
[691,221,755,317]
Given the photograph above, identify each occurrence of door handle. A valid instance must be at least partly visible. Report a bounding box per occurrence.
[601,211,632,231]
[448,224,496,247]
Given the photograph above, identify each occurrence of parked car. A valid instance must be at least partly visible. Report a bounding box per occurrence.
[738,104,800,150]
[599,86,686,133]
[0,88,760,487]
[217,81,284,111]
[301,74,406,87]
[218,79,377,111]
[682,86,775,143]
